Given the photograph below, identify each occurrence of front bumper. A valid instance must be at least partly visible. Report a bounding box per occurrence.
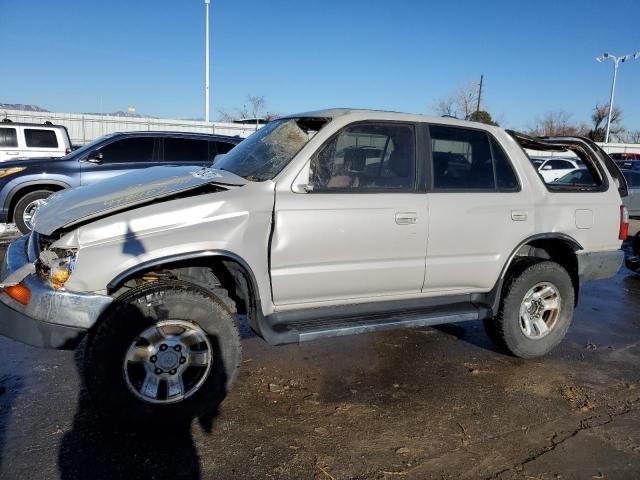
[577,249,624,282]
[0,235,113,349]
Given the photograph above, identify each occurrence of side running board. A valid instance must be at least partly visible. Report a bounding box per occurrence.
[258,303,480,345]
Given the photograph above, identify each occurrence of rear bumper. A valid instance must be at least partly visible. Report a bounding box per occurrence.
[0,235,113,350]
[577,249,624,282]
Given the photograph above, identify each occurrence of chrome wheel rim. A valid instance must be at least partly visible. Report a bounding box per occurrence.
[22,199,46,229]
[519,282,562,339]
[123,320,212,404]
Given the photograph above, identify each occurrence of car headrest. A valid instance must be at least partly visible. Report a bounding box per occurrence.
[344,148,367,172]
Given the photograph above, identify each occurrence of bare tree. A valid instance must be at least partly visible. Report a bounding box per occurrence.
[588,103,624,142]
[431,81,480,120]
[527,111,586,137]
[217,94,270,122]
[246,95,266,119]
[626,130,640,143]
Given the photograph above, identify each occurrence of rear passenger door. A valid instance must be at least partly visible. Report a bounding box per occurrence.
[0,126,20,161]
[80,137,159,185]
[424,124,533,292]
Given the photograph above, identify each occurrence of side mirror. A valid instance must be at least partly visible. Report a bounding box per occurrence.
[86,151,103,164]
[213,153,226,165]
[541,165,552,170]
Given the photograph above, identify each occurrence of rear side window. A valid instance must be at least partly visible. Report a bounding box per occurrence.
[24,129,58,148]
[430,125,519,191]
[545,159,574,170]
[213,141,235,155]
[164,138,209,163]
[0,127,17,147]
[97,138,155,163]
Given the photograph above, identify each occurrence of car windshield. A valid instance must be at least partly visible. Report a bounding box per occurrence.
[213,117,329,181]
[67,134,116,158]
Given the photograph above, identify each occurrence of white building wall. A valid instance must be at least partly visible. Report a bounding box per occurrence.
[0,109,259,145]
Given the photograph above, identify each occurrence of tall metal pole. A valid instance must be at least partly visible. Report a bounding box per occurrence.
[604,59,619,144]
[204,0,211,123]
[476,74,483,114]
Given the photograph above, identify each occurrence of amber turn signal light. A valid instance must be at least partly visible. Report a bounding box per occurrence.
[3,284,32,305]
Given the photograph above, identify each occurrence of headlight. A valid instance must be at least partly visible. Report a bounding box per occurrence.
[0,167,26,178]
[38,250,77,290]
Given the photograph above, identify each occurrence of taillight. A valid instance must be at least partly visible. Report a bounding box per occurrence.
[619,205,629,241]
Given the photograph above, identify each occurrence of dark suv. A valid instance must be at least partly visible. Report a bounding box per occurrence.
[0,131,241,233]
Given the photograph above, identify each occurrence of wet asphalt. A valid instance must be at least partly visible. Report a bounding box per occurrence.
[0,227,639,480]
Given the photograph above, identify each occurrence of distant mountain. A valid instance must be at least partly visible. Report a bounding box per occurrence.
[0,103,50,112]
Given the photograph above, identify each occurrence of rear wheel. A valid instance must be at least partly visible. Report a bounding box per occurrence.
[484,261,574,358]
[13,190,53,233]
[83,281,241,425]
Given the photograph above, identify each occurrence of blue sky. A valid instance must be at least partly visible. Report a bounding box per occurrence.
[1,0,639,130]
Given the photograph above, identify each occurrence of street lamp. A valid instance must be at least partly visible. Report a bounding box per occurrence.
[204,0,211,123]
[596,50,640,143]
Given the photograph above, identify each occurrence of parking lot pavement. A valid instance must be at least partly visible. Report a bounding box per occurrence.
[0,234,639,480]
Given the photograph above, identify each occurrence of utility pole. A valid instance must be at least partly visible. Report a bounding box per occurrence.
[204,0,211,123]
[476,74,483,114]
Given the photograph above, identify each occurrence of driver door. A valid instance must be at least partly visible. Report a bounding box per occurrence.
[270,122,428,307]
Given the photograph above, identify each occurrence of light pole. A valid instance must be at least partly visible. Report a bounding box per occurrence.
[204,0,211,123]
[596,51,640,143]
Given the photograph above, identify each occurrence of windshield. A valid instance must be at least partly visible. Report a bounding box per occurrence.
[213,117,329,181]
[67,134,116,159]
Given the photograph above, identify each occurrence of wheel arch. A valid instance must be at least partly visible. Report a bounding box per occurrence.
[6,180,71,222]
[106,250,264,332]
[483,233,583,316]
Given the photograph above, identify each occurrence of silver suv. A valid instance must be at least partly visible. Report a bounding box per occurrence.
[0,110,627,423]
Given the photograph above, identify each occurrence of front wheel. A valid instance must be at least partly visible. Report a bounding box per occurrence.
[83,281,241,425]
[13,190,53,233]
[484,261,575,359]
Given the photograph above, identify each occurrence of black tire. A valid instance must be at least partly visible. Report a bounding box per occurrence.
[83,281,241,425]
[484,260,575,359]
[633,231,640,257]
[13,190,53,234]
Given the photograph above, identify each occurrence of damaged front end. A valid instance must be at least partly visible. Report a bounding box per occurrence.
[0,235,113,349]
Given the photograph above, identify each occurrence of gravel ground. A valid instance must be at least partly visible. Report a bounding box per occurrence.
[0,225,639,480]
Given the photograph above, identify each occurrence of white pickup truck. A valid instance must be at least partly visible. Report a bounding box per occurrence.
[0,109,628,424]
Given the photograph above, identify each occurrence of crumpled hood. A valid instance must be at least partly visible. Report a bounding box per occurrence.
[32,166,247,236]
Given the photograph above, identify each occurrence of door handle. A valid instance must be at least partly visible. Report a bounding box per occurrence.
[6,151,19,155]
[395,212,417,225]
[511,210,528,221]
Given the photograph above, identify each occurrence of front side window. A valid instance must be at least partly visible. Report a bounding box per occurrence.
[164,138,209,163]
[97,137,155,163]
[431,125,495,190]
[0,127,17,147]
[310,123,415,191]
[214,117,328,181]
[24,129,58,148]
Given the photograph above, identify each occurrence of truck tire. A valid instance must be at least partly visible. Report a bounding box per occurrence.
[13,190,52,234]
[484,261,574,359]
[83,281,242,425]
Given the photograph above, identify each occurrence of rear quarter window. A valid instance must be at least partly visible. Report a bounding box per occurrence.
[24,129,58,148]
[0,127,18,147]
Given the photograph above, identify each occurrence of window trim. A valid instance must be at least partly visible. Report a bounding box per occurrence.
[426,123,522,193]
[307,120,420,194]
